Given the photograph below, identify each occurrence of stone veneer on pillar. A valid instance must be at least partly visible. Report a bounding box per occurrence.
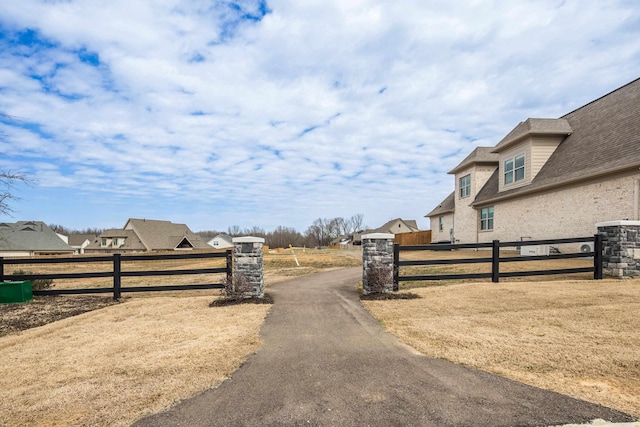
[361,233,395,294]
[232,236,265,297]
[596,220,640,279]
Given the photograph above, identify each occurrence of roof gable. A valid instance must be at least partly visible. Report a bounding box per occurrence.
[473,77,640,205]
[125,218,210,250]
[448,147,499,175]
[492,119,572,153]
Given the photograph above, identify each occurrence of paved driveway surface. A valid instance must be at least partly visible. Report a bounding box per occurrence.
[134,267,633,426]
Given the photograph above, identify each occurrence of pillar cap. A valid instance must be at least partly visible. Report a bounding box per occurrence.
[232,236,265,243]
[596,220,640,227]
[361,233,394,240]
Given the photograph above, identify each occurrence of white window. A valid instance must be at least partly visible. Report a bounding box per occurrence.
[459,174,471,197]
[480,207,494,231]
[504,154,525,185]
[439,216,444,231]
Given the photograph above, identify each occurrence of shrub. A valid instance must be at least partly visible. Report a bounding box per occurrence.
[222,273,254,302]
[364,260,392,294]
[9,269,54,290]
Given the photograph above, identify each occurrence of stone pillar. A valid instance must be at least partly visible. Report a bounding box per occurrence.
[361,233,395,294]
[232,236,265,297]
[596,220,640,279]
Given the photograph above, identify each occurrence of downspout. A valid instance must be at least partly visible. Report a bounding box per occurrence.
[634,178,640,220]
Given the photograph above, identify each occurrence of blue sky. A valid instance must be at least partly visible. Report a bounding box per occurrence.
[1,0,639,233]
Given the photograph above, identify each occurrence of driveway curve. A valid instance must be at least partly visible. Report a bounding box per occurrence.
[134,267,633,426]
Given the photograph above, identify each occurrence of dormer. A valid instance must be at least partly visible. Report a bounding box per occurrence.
[492,118,572,192]
[448,147,499,203]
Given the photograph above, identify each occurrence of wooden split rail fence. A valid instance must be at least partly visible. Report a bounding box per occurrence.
[0,251,232,300]
[393,235,603,290]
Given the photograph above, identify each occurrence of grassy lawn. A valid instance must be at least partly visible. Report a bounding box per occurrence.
[363,278,640,418]
[2,248,638,424]
[0,249,361,427]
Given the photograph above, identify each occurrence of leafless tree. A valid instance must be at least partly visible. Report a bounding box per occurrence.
[0,172,32,216]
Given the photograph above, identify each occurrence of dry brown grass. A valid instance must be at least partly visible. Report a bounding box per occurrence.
[362,278,640,417]
[0,296,270,427]
[0,249,361,427]
[3,248,362,291]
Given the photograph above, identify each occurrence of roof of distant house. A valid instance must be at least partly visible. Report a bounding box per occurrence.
[0,221,74,251]
[125,218,210,250]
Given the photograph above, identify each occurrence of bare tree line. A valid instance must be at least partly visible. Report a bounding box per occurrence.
[198,214,367,248]
[2,171,366,249]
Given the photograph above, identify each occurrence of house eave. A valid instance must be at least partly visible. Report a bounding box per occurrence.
[472,164,640,207]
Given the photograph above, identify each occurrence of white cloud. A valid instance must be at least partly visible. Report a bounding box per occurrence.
[0,0,639,231]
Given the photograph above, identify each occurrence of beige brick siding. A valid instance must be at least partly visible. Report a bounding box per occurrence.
[429,213,453,242]
[454,165,496,243]
[476,171,640,244]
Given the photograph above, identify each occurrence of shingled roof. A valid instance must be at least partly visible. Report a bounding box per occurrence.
[0,221,74,252]
[425,191,455,217]
[491,118,572,153]
[474,77,640,206]
[448,147,499,174]
[125,218,210,250]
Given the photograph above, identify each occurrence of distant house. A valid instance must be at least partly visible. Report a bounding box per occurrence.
[370,218,420,234]
[0,221,74,257]
[426,77,640,246]
[67,234,97,254]
[352,218,420,244]
[207,234,233,249]
[85,218,210,253]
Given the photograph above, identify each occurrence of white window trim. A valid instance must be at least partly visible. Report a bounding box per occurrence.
[480,207,494,231]
[459,174,471,198]
[504,153,525,186]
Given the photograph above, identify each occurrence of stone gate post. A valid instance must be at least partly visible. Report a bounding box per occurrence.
[232,236,265,298]
[361,233,395,294]
[596,220,640,279]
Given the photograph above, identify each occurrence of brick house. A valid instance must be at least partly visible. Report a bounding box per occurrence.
[426,77,640,248]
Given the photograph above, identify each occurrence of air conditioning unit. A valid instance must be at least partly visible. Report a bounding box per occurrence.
[520,245,550,256]
[579,242,594,253]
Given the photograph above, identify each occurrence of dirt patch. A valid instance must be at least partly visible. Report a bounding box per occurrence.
[0,295,119,337]
[210,293,274,307]
[360,292,420,300]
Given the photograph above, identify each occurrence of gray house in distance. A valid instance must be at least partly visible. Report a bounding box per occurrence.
[0,221,74,257]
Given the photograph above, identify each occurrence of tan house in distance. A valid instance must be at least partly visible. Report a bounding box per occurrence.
[86,218,210,253]
[426,77,640,248]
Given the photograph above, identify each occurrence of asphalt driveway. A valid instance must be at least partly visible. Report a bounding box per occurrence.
[134,267,634,426]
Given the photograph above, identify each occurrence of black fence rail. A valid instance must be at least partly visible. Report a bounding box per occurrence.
[0,250,232,300]
[393,235,603,289]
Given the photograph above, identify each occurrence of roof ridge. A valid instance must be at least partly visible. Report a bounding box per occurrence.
[561,76,640,118]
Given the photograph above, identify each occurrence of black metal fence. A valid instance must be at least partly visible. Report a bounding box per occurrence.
[0,250,232,299]
[393,235,603,289]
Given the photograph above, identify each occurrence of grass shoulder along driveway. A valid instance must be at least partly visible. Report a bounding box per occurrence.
[0,295,270,427]
[362,278,640,418]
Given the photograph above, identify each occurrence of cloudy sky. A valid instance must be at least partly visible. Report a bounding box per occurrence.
[1,0,639,233]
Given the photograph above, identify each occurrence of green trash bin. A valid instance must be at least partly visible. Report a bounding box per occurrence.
[0,281,33,303]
